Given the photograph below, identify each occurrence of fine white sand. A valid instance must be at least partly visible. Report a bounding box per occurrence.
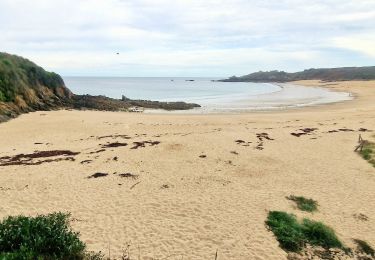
[0,80,374,259]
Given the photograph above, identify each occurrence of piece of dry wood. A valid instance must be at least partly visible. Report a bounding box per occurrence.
[355,134,369,152]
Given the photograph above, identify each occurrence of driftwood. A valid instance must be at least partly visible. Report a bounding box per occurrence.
[354,134,369,152]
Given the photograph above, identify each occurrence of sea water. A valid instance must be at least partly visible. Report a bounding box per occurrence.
[63,77,352,113]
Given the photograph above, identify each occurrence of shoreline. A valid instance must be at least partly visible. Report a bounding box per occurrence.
[0,79,363,121]
[0,80,357,123]
[145,80,354,115]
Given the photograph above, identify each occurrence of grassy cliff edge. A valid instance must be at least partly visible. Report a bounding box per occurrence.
[0,52,200,122]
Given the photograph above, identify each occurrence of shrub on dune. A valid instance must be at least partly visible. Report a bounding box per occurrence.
[0,212,103,259]
[266,211,343,252]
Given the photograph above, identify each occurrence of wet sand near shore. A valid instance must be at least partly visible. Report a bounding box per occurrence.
[0,80,374,259]
[146,82,352,114]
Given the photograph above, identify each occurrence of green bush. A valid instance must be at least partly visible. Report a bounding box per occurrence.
[0,90,5,102]
[301,219,343,249]
[266,211,343,252]
[0,52,65,104]
[266,211,305,252]
[287,195,318,212]
[0,212,97,259]
[360,148,373,160]
[358,142,375,167]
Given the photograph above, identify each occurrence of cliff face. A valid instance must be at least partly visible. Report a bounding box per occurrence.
[0,52,73,121]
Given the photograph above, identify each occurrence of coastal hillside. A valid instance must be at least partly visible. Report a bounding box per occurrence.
[0,52,72,121]
[220,66,375,82]
[0,53,199,122]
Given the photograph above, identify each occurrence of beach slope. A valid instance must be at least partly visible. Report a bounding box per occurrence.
[0,80,374,259]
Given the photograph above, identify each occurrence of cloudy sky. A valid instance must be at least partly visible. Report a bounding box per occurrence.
[0,0,374,77]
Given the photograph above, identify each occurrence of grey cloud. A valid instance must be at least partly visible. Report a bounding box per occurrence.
[0,0,374,76]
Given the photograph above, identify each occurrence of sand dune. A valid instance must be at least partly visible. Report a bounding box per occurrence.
[0,80,374,259]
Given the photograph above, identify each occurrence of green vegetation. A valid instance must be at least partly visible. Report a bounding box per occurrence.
[266,211,343,252]
[359,142,375,168]
[301,219,343,249]
[361,148,373,160]
[266,211,304,252]
[0,90,5,102]
[287,195,318,212]
[0,212,103,259]
[0,52,73,122]
[0,52,65,102]
[353,239,375,256]
[220,66,375,82]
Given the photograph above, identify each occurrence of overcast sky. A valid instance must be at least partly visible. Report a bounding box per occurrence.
[0,0,374,77]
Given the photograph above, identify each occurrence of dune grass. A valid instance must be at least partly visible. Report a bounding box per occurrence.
[359,142,375,168]
[0,212,103,260]
[287,195,318,212]
[266,211,304,251]
[266,211,343,252]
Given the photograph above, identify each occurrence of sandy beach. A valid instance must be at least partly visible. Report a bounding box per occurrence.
[0,80,374,259]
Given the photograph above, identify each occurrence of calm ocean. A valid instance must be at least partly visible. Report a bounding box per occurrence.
[63,77,351,112]
[63,77,280,103]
